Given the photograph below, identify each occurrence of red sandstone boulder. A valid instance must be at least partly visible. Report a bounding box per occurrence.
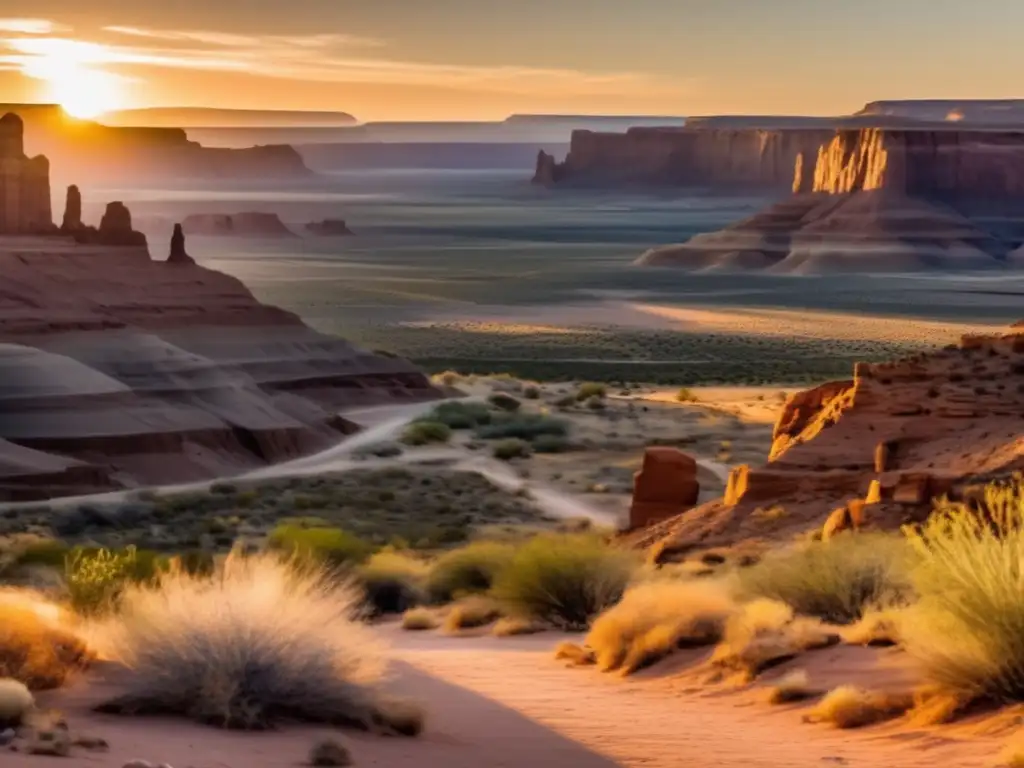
[629,447,700,529]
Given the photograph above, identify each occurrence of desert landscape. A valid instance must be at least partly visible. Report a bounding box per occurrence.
[2,4,1024,766]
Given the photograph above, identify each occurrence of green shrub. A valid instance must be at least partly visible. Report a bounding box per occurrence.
[676,388,699,403]
[585,396,606,411]
[422,401,492,430]
[554,395,576,409]
[11,539,69,570]
[575,383,607,401]
[488,393,521,412]
[737,533,913,624]
[425,542,515,604]
[357,551,427,616]
[493,439,532,461]
[400,420,452,446]
[65,547,144,616]
[475,414,569,441]
[523,385,541,400]
[532,434,571,454]
[268,524,373,569]
[492,535,636,631]
[900,479,1024,703]
[443,596,503,633]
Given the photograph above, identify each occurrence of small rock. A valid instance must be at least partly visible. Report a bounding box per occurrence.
[73,734,110,750]
[122,760,154,768]
[0,727,15,746]
[309,738,352,766]
[26,728,71,757]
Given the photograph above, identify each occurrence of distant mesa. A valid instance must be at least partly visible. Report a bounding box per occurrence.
[629,126,1024,274]
[103,107,358,129]
[305,219,354,237]
[182,212,296,238]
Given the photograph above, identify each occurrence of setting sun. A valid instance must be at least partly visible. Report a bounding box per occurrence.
[13,38,124,118]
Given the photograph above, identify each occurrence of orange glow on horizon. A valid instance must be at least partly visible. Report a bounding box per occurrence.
[13,38,125,118]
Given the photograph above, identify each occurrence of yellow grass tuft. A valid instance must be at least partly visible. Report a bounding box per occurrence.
[711,599,838,680]
[805,685,913,729]
[401,607,440,632]
[91,553,421,734]
[554,642,596,666]
[766,670,817,705]
[492,617,546,637]
[442,596,503,634]
[841,607,904,647]
[0,592,91,690]
[586,580,734,674]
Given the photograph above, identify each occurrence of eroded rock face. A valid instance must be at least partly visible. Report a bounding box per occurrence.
[629,447,700,529]
[72,201,148,247]
[59,185,82,234]
[167,223,194,264]
[0,113,53,235]
[637,325,1024,558]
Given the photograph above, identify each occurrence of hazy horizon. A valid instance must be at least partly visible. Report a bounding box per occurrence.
[2,1,1023,121]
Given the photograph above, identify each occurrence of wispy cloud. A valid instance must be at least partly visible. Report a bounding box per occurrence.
[0,18,66,35]
[1,20,682,99]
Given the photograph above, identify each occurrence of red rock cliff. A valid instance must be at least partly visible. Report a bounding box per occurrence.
[534,127,834,188]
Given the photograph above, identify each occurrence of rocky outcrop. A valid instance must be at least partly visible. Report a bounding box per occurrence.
[533,126,834,189]
[634,324,1024,559]
[856,99,1024,125]
[637,128,1024,273]
[59,184,81,234]
[182,213,295,238]
[167,224,194,265]
[305,219,354,236]
[0,113,53,234]
[629,448,700,529]
[72,201,148,248]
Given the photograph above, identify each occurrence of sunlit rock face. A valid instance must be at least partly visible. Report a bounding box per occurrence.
[0,113,53,235]
[637,128,1024,273]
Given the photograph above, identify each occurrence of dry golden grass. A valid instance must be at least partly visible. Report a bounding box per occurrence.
[841,607,904,647]
[710,599,838,681]
[1000,735,1024,768]
[401,607,440,632]
[766,670,817,705]
[554,642,596,666]
[805,686,913,729]
[585,580,734,674]
[442,596,503,634]
[92,553,421,733]
[0,595,91,690]
[492,617,546,637]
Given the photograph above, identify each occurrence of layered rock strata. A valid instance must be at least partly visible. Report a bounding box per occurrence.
[0,114,53,234]
[632,324,1024,560]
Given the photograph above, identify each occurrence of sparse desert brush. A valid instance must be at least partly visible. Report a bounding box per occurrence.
[586,580,735,674]
[488,393,521,412]
[0,595,91,690]
[554,642,596,666]
[401,607,440,631]
[899,478,1024,707]
[425,401,493,429]
[737,533,913,624]
[710,599,838,680]
[493,438,532,461]
[531,434,571,454]
[492,617,546,637]
[357,551,427,616]
[93,553,421,734]
[401,420,452,446]
[425,541,514,604]
[65,546,147,616]
[766,670,817,705]
[676,388,699,403]
[475,413,569,441]
[523,385,541,400]
[492,534,636,631]
[0,677,34,726]
[442,596,503,634]
[575,383,607,401]
[841,607,904,647]
[805,686,913,729]
[268,524,373,570]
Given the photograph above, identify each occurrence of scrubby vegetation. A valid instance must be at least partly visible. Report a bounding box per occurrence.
[0,597,91,689]
[900,479,1024,707]
[766,670,816,705]
[401,607,440,631]
[737,534,913,624]
[586,580,734,673]
[425,542,515,604]
[93,553,422,733]
[493,438,532,461]
[475,413,569,441]
[356,551,427,615]
[492,534,636,631]
[442,596,503,633]
[400,420,452,446]
[806,686,912,729]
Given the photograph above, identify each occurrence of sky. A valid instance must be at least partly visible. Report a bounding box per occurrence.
[0,0,1022,121]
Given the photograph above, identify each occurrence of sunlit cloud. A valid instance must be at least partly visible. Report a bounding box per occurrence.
[0,18,67,35]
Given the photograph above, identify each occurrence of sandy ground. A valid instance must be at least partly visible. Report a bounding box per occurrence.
[20,628,1009,768]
